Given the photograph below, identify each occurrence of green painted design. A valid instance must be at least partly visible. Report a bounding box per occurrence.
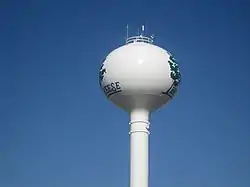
[162,54,181,98]
[99,59,107,87]
[169,55,181,84]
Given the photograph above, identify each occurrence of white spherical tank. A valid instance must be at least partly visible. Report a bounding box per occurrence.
[99,35,181,113]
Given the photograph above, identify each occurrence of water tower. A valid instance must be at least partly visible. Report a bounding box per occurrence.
[99,25,181,187]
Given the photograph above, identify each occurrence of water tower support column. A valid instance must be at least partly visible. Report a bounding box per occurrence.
[129,109,150,187]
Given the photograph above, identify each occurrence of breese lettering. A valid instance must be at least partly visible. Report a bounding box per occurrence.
[103,81,122,97]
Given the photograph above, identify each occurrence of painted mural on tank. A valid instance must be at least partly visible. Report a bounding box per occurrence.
[99,58,122,98]
[162,54,181,98]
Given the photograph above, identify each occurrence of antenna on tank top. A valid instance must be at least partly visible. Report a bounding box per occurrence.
[125,24,129,42]
[125,25,146,41]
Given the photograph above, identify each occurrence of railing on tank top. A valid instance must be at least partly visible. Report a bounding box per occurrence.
[126,35,154,44]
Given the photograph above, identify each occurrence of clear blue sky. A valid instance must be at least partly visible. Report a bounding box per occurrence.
[1,1,250,187]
